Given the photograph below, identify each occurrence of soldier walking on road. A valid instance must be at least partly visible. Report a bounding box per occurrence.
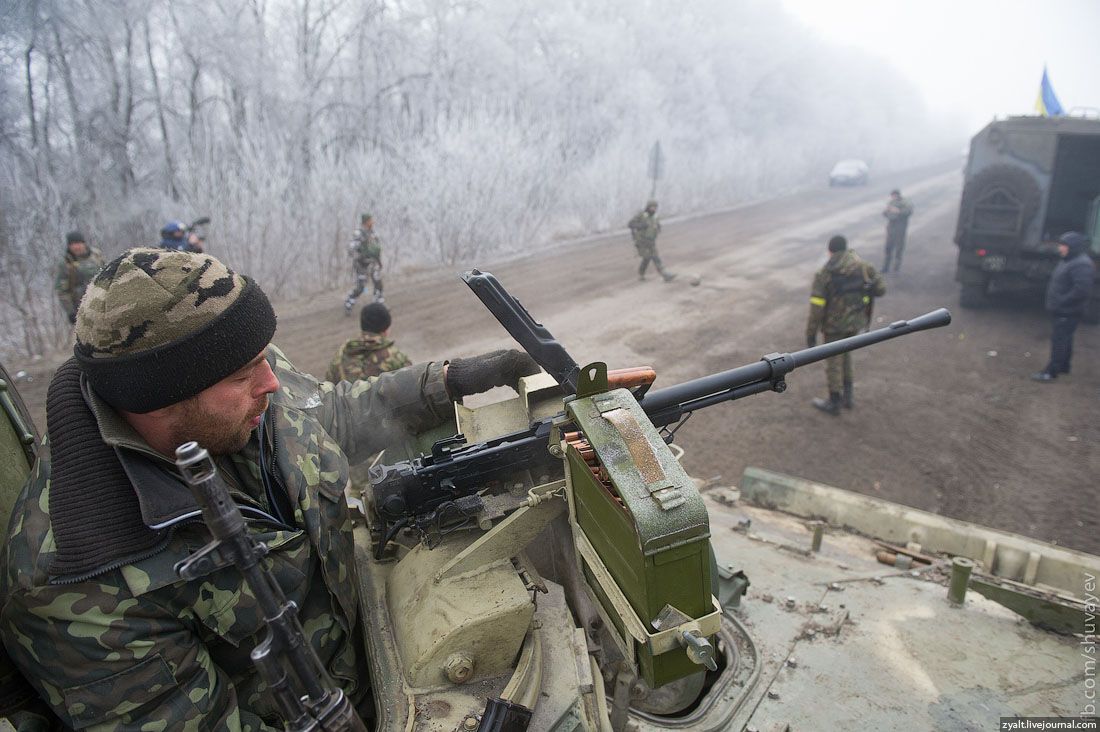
[1031,232,1096,382]
[326,302,412,382]
[628,200,675,282]
[344,213,384,314]
[54,231,105,324]
[1,247,538,729]
[882,189,914,273]
[806,235,886,415]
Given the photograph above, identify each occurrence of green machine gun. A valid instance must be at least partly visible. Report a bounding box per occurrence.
[359,271,951,730]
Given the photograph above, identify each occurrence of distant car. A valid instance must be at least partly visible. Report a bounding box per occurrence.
[829,159,870,186]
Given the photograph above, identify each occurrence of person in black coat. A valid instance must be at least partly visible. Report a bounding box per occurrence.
[1032,231,1096,381]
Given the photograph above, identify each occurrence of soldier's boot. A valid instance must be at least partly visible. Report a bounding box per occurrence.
[842,382,854,409]
[812,392,842,416]
[657,265,677,283]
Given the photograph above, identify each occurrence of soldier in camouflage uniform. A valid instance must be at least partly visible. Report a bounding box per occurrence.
[806,235,886,415]
[344,213,384,314]
[882,189,914,273]
[327,302,411,383]
[54,231,105,324]
[628,200,675,282]
[0,248,537,729]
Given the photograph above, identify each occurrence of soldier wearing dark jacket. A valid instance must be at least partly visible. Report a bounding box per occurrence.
[882,190,913,273]
[327,302,412,382]
[1,248,538,730]
[1032,231,1096,381]
[806,235,886,415]
[54,231,105,323]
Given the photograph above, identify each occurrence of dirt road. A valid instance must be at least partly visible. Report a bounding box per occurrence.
[13,161,1099,553]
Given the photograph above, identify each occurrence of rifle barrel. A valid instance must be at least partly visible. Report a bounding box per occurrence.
[639,309,951,426]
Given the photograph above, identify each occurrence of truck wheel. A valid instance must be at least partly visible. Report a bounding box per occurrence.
[955,164,1042,245]
[959,281,988,309]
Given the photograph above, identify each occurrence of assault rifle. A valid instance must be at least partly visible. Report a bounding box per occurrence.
[175,442,368,732]
[369,270,951,548]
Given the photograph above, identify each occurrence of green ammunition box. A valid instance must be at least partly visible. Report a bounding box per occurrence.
[566,387,712,688]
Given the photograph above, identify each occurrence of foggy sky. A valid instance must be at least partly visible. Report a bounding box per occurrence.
[782,0,1100,135]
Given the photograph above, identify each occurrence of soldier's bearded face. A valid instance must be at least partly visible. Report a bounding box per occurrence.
[167,351,279,455]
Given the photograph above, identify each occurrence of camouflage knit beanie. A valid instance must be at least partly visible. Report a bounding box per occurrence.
[74,247,277,413]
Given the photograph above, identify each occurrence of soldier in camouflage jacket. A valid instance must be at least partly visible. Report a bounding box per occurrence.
[327,302,411,383]
[1,248,538,730]
[806,235,886,415]
[628,200,675,282]
[344,213,384,314]
[54,231,105,324]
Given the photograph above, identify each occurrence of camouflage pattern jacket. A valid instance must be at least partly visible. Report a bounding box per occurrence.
[326,333,412,383]
[807,250,886,336]
[0,346,451,731]
[54,248,106,317]
[349,230,382,273]
[628,211,661,256]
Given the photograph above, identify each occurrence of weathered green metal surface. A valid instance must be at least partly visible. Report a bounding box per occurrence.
[385,532,534,689]
[740,466,1100,599]
[970,576,1092,635]
[566,388,711,688]
[696,489,1088,732]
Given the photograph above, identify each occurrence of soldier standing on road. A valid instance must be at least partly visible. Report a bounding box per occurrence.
[54,231,105,324]
[344,213,384,314]
[882,189,914,273]
[327,302,412,382]
[806,235,886,415]
[1031,231,1096,382]
[628,200,676,282]
[1,247,539,729]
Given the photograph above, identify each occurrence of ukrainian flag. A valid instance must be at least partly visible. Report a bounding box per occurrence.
[1034,66,1064,117]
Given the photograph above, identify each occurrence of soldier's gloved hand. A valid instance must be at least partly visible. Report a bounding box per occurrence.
[446,349,540,399]
[806,334,816,348]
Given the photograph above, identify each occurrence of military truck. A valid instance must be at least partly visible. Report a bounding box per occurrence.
[955,114,1100,320]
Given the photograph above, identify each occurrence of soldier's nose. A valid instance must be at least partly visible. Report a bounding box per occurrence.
[254,360,280,396]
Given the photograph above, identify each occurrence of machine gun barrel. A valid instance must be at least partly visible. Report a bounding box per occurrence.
[638,308,952,427]
[370,274,951,533]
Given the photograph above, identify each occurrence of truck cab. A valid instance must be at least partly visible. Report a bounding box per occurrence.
[954,114,1100,320]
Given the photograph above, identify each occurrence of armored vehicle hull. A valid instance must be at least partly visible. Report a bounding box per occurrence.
[955,115,1100,319]
[350,385,1097,731]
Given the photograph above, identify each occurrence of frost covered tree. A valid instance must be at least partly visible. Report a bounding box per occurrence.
[0,0,952,358]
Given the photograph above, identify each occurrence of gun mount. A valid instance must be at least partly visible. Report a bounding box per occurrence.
[370,269,950,537]
[354,270,953,730]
